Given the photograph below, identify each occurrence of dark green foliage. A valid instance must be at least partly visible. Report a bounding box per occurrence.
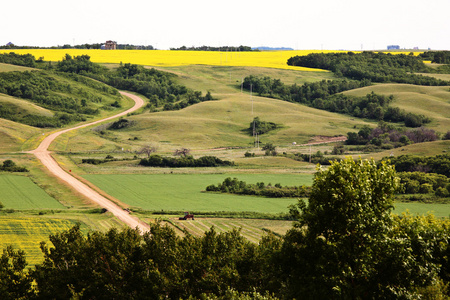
[399,172,449,196]
[82,155,133,165]
[243,75,369,102]
[31,223,267,299]
[0,52,36,67]
[108,118,134,130]
[170,45,254,51]
[385,154,450,177]
[244,151,255,157]
[288,51,450,85]
[242,74,431,127]
[56,54,106,74]
[419,51,450,64]
[0,160,28,172]
[0,70,121,127]
[205,177,310,198]
[0,101,85,127]
[249,117,278,135]
[139,155,234,168]
[0,246,33,299]
[284,151,341,165]
[346,123,438,149]
[281,158,440,299]
[261,143,277,156]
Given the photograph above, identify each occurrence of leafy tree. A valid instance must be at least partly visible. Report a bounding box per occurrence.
[0,246,33,299]
[262,143,277,156]
[281,157,437,299]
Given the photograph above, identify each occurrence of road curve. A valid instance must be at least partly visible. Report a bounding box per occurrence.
[30,91,150,233]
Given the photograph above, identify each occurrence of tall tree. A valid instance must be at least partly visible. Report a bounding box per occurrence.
[280,157,439,299]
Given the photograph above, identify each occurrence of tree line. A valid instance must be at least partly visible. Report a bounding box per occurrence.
[0,52,40,67]
[170,45,254,51]
[287,51,450,85]
[243,75,431,127]
[139,155,234,168]
[383,154,450,177]
[205,177,310,198]
[419,51,450,64]
[346,122,439,150]
[2,158,450,299]
[0,160,28,172]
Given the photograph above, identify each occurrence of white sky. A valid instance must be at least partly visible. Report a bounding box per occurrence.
[2,0,449,50]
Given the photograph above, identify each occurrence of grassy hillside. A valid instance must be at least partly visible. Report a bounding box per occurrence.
[56,93,372,152]
[0,62,34,72]
[0,118,41,152]
[156,65,337,94]
[343,84,450,133]
[0,93,54,117]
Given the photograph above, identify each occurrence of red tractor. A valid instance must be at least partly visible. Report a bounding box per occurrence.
[179,211,194,220]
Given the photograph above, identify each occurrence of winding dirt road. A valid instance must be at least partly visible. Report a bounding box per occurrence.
[30,91,150,232]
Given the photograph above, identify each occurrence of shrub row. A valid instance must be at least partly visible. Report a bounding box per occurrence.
[139,155,234,168]
[399,172,450,197]
[205,177,310,198]
[0,160,28,172]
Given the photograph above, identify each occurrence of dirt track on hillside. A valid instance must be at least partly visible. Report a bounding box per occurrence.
[30,91,150,233]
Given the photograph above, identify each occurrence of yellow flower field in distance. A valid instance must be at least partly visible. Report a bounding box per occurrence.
[0,49,425,71]
[0,49,337,71]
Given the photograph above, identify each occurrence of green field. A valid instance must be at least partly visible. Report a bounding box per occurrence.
[394,202,450,218]
[0,174,65,210]
[83,173,313,213]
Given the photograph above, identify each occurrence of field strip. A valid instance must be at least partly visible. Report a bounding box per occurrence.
[228,221,263,240]
[184,219,210,234]
[29,91,150,233]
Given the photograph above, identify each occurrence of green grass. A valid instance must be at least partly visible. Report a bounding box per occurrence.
[394,202,450,218]
[0,118,41,152]
[157,65,337,95]
[0,174,66,210]
[62,93,372,153]
[83,174,313,213]
[343,84,450,133]
[360,140,450,160]
[0,93,54,117]
[0,62,34,72]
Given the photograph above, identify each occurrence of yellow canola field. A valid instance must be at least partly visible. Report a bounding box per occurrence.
[0,49,339,71]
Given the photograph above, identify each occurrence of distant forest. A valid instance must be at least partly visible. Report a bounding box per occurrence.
[0,43,155,50]
[287,51,450,84]
[170,45,254,51]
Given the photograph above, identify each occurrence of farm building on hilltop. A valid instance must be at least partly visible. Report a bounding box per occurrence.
[387,45,400,50]
[102,40,117,50]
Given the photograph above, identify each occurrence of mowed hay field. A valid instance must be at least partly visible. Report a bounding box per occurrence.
[82,173,313,213]
[161,218,294,243]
